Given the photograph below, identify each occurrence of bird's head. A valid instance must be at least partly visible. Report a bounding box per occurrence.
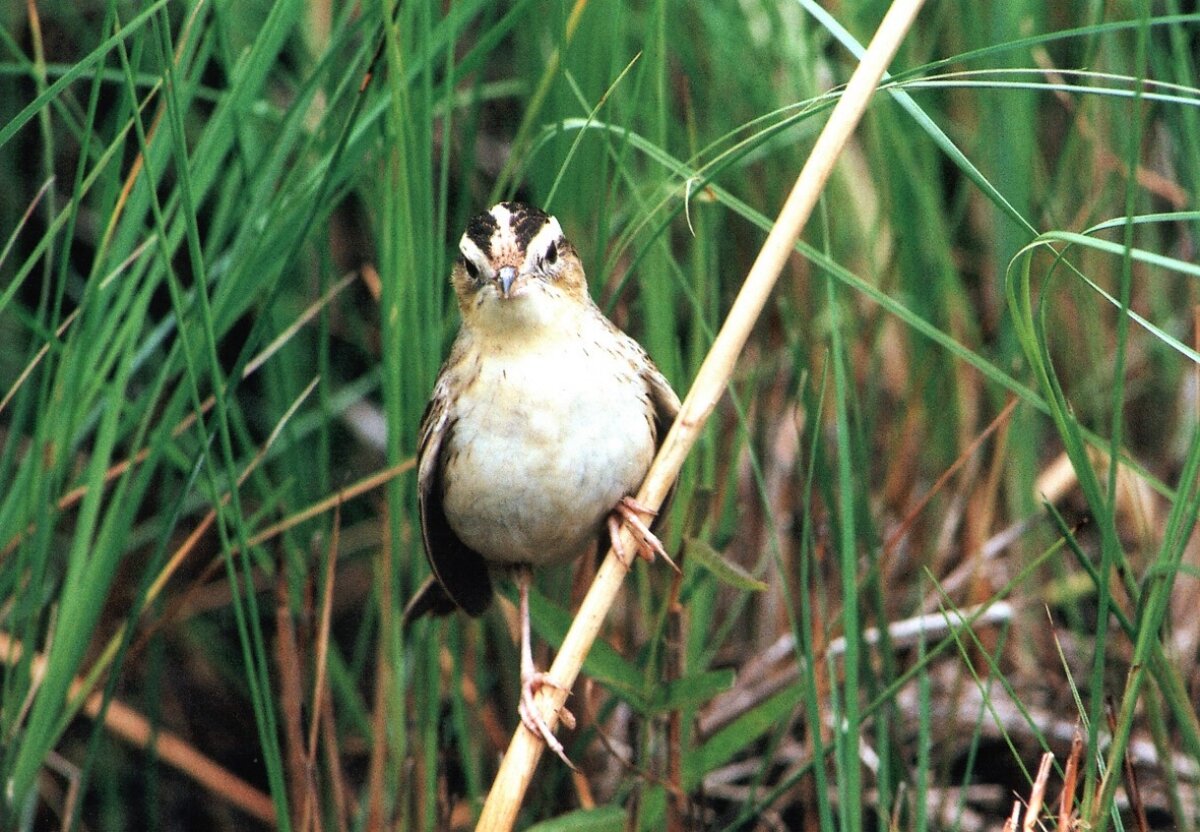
[451,202,589,335]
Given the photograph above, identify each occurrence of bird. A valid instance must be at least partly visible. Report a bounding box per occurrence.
[404,201,681,765]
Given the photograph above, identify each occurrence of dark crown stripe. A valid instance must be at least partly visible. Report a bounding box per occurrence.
[503,202,552,250]
[464,209,500,254]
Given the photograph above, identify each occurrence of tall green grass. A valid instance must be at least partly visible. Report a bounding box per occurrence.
[1,1,1199,830]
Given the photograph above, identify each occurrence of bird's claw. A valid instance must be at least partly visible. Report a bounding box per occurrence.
[519,671,577,770]
[609,496,679,572]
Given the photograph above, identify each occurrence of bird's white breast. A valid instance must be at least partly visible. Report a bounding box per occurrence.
[441,323,655,566]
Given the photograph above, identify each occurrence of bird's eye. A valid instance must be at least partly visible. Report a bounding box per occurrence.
[462,257,480,279]
[544,241,558,266]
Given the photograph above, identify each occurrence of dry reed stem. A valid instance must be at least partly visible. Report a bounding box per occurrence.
[475,0,928,827]
[1058,729,1083,832]
[1024,753,1053,832]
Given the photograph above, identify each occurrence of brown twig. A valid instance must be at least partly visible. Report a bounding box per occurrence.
[1107,697,1151,832]
[665,580,687,832]
[365,504,394,830]
[1058,728,1083,832]
[882,396,1019,559]
[474,0,927,827]
[300,504,341,832]
[1023,753,1053,832]
[275,562,309,829]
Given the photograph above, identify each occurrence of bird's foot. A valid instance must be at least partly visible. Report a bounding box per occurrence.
[608,496,679,572]
[519,670,577,770]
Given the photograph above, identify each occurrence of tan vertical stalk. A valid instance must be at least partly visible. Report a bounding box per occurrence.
[477,1,927,827]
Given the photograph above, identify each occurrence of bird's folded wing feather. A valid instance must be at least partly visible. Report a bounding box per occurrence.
[643,359,681,442]
[415,366,493,617]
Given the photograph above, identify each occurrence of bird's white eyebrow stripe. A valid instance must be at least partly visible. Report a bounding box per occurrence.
[459,235,488,270]
[522,218,564,271]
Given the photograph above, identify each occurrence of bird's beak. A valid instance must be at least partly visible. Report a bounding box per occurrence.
[496,266,519,298]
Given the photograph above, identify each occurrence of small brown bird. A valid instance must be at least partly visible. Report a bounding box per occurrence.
[406,202,680,764]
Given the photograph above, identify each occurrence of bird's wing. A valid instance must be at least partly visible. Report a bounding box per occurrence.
[642,359,681,446]
[638,349,683,530]
[416,359,493,618]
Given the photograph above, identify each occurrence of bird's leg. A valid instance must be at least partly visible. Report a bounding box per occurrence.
[608,496,680,572]
[515,566,577,769]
